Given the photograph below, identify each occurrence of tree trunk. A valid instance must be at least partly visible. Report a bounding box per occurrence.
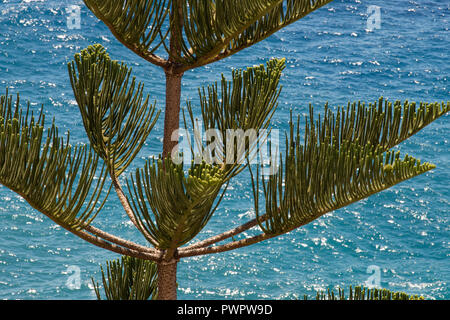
[162,71,183,159]
[157,259,178,300]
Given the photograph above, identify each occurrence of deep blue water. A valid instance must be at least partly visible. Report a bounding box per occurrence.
[0,0,448,300]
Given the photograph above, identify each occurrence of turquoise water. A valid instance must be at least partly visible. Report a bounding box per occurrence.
[0,0,448,300]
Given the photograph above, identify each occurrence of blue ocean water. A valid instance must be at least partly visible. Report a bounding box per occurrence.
[0,0,448,300]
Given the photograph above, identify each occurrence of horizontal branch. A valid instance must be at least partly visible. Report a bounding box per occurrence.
[178,232,272,258]
[73,228,161,261]
[178,213,320,258]
[181,214,267,250]
[85,225,159,256]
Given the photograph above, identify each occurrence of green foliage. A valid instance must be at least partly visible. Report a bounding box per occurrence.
[0,90,109,230]
[177,0,334,65]
[68,44,160,177]
[305,285,425,300]
[194,58,285,133]
[314,99,450,152]
[127,158,225,249]
[83,0,170,60]
[83,0,334,69]
[251,99,448,235]
[93,255,158,300]
[184,57,286,177]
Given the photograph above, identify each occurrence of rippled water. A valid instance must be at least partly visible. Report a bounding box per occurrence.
[0,0,448,299]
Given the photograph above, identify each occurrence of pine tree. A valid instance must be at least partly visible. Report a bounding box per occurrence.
[1,0,448,300]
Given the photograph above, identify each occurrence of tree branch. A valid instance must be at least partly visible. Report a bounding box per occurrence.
[182,214,267,250]
[85,225,159,255]
[15,189,162,261]
[85,1,169,68]
[178,162,436,258]
[178,232,272,258]
[111,175,158,246]
[177,213,318,258]
[72,228,161,261]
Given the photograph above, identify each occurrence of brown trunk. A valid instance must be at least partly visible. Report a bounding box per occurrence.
[157,0,183,300]
[162,0,184,159]
[162,71,182,159]
[157,259,178,300]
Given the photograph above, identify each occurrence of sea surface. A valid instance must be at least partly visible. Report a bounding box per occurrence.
[0,0,448,300]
